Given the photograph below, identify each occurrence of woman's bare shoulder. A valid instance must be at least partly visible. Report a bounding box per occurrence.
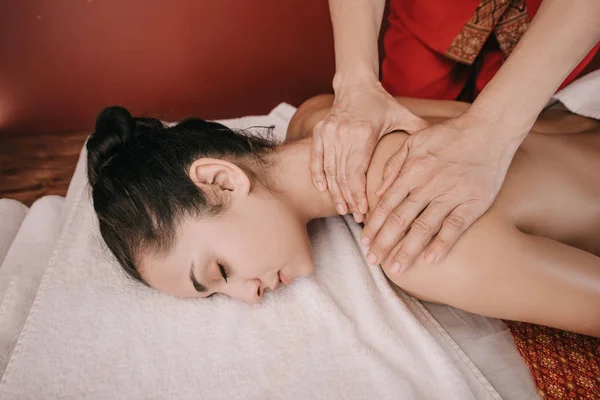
[532,104,600,135]
[286,94,334,142]
[285,94,468,142]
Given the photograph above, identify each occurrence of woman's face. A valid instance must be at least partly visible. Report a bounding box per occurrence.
[139,186,315,303]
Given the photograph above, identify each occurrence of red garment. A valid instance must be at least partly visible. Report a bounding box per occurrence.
[382,0,600,100]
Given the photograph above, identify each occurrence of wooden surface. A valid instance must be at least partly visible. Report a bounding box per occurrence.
[0,131,89,206]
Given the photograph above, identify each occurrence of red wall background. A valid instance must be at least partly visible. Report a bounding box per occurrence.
[0,1,336,135]
[1,1,597,136]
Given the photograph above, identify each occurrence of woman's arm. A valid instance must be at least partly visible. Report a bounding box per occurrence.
[379,216,600,337]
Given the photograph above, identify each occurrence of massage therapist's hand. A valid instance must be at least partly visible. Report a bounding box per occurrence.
[362,109,524,273]
[310,79,428,222]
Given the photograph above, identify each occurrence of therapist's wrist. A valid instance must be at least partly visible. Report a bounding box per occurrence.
[470,80,541,141]
[466,99,531,145]
[332,70,379,93]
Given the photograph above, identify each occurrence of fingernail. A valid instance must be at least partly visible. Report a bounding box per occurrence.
[425,251,437,264]
[353,213,360,223]
[316,181,326,192]
[336,204,345,215]
[361,236,370,246]
[366,253,377,265]
[391,261,401,273]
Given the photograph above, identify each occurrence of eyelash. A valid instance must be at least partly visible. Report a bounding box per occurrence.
[218,262,228,283]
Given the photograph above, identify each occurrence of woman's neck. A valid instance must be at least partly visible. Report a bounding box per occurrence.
[267,139,338,223]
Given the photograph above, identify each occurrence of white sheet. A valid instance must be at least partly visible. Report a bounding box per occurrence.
[0,107,504,399]
[0,196,64,375]
[421,303,538,399]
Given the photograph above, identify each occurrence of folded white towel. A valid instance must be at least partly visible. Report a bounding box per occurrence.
[553,69,600,119]
[0,108,501,399]
[0,196,64,375]
[0,199,28,267]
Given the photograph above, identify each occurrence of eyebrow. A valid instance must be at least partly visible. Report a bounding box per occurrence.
[189,263,208,293]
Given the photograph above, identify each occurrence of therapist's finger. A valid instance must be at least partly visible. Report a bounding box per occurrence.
[365,193,425,266]
[336,137,358,215]
[361,174,410,247]
[423,203,480,264]
[347,150,369,216]
[377,143,408,196]
[310,122,327,192]
[387,201,450,274]
[323,140,347,215]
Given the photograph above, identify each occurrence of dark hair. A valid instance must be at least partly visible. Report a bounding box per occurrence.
[87,106,276,283]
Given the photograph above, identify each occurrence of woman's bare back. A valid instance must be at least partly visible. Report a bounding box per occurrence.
[500,129,600,255]
[371,113,600,256]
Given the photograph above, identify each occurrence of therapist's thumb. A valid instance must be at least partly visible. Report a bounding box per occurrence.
[377,144,409,196]
[388,105,429,135]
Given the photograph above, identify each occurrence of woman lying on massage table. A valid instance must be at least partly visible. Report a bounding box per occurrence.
[87,95,600,337]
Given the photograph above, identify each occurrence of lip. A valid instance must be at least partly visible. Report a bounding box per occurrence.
[272,273,281,291]
[279,270,292,286]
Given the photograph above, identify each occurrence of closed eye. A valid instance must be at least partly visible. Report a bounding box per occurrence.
[189,264,208,293]
[218,262,228,283]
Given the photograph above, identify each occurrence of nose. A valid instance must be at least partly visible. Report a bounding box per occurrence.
[237,279,264,305]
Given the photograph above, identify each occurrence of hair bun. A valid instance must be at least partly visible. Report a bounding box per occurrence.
[87,106,135,186]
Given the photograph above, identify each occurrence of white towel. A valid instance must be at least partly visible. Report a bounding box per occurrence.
[0,196,65,375]
[0,199,28,267]
[553,69,600,119]
[0,107,501,399]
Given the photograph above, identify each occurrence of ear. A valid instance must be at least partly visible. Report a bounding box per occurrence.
[188,158,251,203]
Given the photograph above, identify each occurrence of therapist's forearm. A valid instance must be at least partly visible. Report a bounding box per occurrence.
[328,0,387,89]
[472,0,600,139]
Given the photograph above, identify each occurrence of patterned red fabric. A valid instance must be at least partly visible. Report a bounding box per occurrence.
[504,321,600,399]
[445,0,531,65]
